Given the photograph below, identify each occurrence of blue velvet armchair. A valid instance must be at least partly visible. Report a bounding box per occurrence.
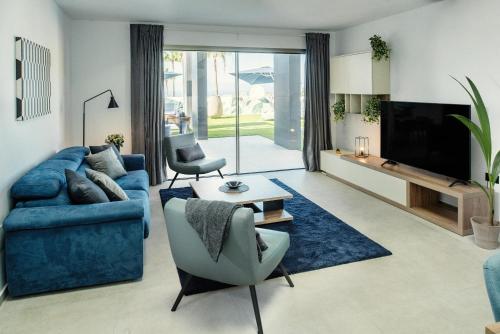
[164,198,294,334]
[484,252,500,321]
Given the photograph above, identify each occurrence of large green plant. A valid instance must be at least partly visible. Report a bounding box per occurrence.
[451,77,500,226]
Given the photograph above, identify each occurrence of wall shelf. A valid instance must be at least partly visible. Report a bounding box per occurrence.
[330,51,390,95]
[334,93,390,114]
[330,51,390,114]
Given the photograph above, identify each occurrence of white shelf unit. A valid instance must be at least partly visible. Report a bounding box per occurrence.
[331,51,390,114]
[320,150,407,206]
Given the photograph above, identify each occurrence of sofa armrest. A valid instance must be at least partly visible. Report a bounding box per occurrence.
[4,200,144,232]
[122,154,145,171]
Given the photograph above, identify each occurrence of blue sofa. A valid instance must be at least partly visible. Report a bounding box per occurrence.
[3,146,150,297]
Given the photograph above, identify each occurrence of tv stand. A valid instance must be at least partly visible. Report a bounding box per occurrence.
[320,150,488,236]
[449,179,469,188]
[381,160,398,167]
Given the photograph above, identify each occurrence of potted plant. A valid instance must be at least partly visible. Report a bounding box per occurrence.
[451,77,500,249]
[362,96,381,124]
[105,133,125,152]
[331,99,346,122]
[369,35,391,61]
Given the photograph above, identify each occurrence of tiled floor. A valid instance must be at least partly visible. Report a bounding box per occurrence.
[166,135,303,177]
[0,170,496,333]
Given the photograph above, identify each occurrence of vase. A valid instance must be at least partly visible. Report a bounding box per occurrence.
[471,216,500,249]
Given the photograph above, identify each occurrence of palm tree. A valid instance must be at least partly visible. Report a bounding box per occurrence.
[209,52,226,96]
[208,52,226,116]
[164,51,183,96]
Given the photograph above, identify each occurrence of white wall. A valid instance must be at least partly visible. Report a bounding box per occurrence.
[332,0,500,193]
[0,0,70,294]
[68,20,132,153]
[66,21,308,153]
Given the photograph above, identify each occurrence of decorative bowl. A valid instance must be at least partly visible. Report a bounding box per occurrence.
[225,180,243,189]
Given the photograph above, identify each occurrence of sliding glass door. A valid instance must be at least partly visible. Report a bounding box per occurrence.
[163,49,305,176]
[238,52,304,173]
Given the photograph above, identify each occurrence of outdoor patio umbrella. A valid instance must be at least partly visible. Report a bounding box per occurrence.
[164,71,181,80]
[231,66,274,85]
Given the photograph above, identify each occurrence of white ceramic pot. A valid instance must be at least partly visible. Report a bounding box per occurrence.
[471,216,500,249]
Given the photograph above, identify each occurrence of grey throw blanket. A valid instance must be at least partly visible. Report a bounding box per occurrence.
[186,198,241,262]
[185,198,268,262]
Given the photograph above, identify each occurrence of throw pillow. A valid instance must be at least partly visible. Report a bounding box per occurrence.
[89,144,125,167]
[176,143,206,162]
[85,169,129,201]
[65,169,109,204]
[85,148,127,179]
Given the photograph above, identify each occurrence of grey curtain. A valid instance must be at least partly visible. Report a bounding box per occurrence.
[130,24,165,185]
[302,33,333,171]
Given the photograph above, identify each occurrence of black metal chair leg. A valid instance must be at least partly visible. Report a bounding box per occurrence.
[196,174,199,181]
[168,172,179,190]
[278,263,294,288]
[171,274,192,312]
[217,169,224,179]
[249,285,263,334]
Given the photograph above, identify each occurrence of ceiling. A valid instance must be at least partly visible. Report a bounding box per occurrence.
[55,0,439,31]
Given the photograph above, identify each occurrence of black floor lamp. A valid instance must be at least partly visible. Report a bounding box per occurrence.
[83,89,119,146]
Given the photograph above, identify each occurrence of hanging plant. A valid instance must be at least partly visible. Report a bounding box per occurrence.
[369,35,391,61]
[331,99,346,122]
[362,96,381,124]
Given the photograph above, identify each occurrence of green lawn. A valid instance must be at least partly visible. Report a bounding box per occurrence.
[169,114,303,141]
[208,114,274,140]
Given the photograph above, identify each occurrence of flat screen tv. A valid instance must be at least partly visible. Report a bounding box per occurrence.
[380,101,471,181]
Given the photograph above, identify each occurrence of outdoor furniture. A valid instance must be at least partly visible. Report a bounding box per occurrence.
[165,114,191,134]
[163,197,294,334]
[190,175,293,225]
[164,133,226,189]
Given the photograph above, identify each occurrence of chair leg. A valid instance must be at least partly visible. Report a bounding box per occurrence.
[217,169,224,179]
[249,285,263,334]
[196,174,199,181]
[278,263,294,288]
[168,173,179,190]
[171,274,192,312]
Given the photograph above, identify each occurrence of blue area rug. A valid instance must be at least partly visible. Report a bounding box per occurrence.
[159,179,392,295]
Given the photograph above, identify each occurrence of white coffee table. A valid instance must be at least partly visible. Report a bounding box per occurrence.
[189,175,293,225]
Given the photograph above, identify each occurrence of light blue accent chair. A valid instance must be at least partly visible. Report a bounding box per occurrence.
[164,198,294,334]
[164,133,226,189]
[484,252,500,321]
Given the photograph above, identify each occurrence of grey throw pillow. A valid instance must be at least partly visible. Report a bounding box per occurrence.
[65,169,109,204]
[85,169,129,201]
[85,148,127,179]
[176,143,206,162]
[89,144,125,167]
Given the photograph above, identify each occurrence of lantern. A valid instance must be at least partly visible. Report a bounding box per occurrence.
[355,137,369,158]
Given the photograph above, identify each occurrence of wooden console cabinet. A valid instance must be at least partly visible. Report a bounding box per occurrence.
[320,150,488,236]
